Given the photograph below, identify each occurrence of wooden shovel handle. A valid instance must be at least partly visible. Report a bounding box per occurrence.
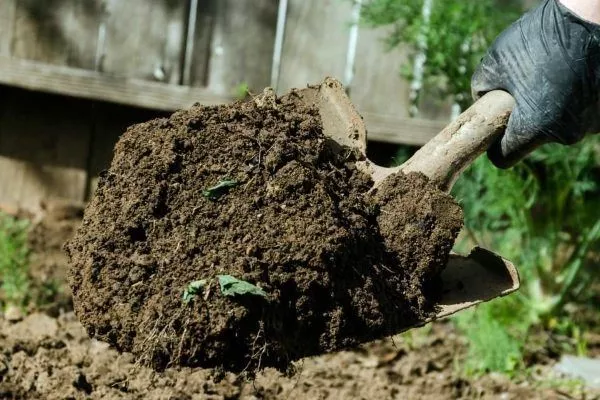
[400,90,515,192]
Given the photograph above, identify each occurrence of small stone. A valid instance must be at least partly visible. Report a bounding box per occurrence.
[4,305,23,322]
[555,355,600,388]
[245,245,257,256]
[0,355,8,375]
[7,313,58,341]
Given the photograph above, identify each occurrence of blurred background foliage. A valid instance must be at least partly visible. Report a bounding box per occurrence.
[362,0,600,375]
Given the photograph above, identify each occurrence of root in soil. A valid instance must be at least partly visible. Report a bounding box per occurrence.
[65,89,463,372]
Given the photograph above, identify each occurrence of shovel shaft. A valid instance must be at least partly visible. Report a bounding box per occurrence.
[400,90,515,192]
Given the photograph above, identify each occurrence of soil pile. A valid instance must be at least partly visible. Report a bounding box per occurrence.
[65,89,462,372]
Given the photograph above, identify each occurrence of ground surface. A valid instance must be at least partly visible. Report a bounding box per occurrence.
[65,89,461,371]
[0,310,573,400]
[1,201,599,399]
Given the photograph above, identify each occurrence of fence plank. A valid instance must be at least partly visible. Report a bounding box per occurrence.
[362,112,444,146]
[101,0,186,84]
[11,0,102,69]
[186,1,215,87]
[277,0,353,93]
[0,0,16,56]
[352,26,452,143]
[0,56,231,111]
[206,0,278,96]
[0,87,91,212]
[351,28,413,119]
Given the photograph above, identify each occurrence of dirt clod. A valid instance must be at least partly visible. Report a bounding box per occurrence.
[65,89,462,372]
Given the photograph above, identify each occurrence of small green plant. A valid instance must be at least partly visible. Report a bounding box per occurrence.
[399,323,433,351]
[0,212,31,309]
[182,279,208,304]
[454,296,532,376]
[217,275,267,298]
[233,82,250,100]
[202,179,239,201]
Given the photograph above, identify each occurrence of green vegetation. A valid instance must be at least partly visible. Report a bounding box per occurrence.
[202,179,239,201]
[363,0,600,375]
[182,279,208,304]
[183,275,267,302]
[218,275,267,298]
[453,137,600,374]
[361,0,522,111]
[233,82,251,100]
[0,212,31,310]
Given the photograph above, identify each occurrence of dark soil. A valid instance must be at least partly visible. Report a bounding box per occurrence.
[1,202,598,400]
[65,89,463,372]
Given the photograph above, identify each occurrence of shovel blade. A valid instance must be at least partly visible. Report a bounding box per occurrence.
[408,247,520,331]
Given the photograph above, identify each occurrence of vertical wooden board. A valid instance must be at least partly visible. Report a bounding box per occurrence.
[0,87,92,212]
[351,28,413,120]
[187,1,217,87]
[352,26,452,125]
[101,0,186,85]
[276,0,353,93]
[206,0,278,95]
[0,0,16,56]
[11,0,102,69]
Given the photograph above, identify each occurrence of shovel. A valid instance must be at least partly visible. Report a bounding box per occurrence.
[288,77,520,329]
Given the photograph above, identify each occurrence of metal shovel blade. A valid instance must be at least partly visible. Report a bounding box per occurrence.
[279,78,520,324]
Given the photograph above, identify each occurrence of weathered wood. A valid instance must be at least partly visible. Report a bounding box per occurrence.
[400,90,514,191]
[0,0,16,56]
[351,28,413,118]
[0,87,91,212]
[101,0,186,84]
[352,26,452,141]
[0,56,443,145]
[362,112,444,145]
[187,0,217,87]
[277,0,353,93]
[11,0,102,69]
[206,0,278,95]
[0,56,231,111]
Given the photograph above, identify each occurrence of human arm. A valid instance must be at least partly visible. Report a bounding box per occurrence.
[471,0,600,168]
[560,0,600,24]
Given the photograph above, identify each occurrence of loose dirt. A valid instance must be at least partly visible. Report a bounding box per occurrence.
[1,203,598,399]
[2,312,595,400]
[65,89,463,372]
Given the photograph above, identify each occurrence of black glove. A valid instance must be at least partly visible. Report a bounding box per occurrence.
[472,0,600,168]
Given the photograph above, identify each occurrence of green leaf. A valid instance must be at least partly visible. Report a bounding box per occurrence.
[0,212,31,309]
[217,275,267,298]
[232,82,250,100]
[182,279,207,304]
[202,179,239,201]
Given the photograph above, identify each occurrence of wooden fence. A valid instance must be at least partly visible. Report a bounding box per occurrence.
[0,0,452,212]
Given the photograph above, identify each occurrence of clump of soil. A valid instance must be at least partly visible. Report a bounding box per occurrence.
[65,88,462,372]
[375,173,464,308]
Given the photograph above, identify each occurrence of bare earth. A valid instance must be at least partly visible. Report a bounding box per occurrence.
[0,197,599,400]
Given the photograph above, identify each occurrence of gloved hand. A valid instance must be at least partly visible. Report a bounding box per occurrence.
[472,0,600,168]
